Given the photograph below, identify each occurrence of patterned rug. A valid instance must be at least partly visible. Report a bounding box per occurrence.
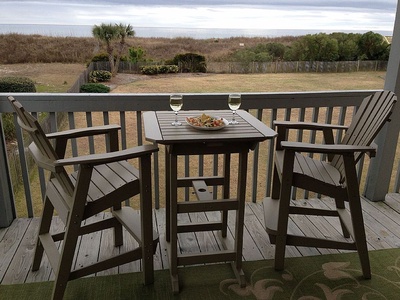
[1,248,400,299]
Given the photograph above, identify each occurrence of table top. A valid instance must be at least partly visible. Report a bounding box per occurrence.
[143,110,277,145]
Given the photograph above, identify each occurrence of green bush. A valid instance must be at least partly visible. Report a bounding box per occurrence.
[0,76,36,140]
[91,53,109,62]
[91,53,128,63]
[169,53,207,73]
[140,65,179,75]
[140,66,158,75]
[89,70,112,83]
[0,76,36,93]
[80,83,110,93]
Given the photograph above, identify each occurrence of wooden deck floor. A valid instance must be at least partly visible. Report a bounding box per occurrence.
[1,194,400,285]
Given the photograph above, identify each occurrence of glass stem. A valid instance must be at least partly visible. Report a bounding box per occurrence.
[232,110,236,122]
[175,111,178,123]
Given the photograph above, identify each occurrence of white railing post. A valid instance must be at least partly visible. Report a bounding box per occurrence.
[365,0,400,201]
[0,115,16,227]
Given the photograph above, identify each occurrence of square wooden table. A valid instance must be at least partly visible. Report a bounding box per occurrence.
[144,109,276,293]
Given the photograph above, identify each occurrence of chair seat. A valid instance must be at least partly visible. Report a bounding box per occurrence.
[74,161,140,202]
[48,160,142,224]
[275,150,341,187]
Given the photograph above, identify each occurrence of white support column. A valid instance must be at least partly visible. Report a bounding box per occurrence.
[364,0,400,201]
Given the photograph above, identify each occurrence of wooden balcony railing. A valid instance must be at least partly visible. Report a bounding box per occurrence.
[1,91,398,228]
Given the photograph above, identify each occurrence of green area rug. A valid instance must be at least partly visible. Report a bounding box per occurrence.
[2,248,400,299]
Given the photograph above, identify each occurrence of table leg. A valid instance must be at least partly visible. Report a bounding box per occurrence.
[140,154,155,284]
[233,150,248,287]
[168,152,180,293]
[221,153,231,237]
[165,147,171,243]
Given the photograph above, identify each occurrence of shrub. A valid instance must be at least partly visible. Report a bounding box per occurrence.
[128,46,146,63]
[80,83,110,93]
[0,76,36,140]
[140,65,179,75]
[158,65,179,74]
[89,70,112,83]
[91,53,128,63]
[169,53,207,73]
[140,66,158,75]
[0,76,36,93]
[91,53,109,62]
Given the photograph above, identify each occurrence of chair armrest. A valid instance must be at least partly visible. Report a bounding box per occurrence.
[46,124,121,140]
[281,141,376,157]
[55,144,159,167]
[274,121,349,151]
[46,125,121,158]
[273,120,348,131]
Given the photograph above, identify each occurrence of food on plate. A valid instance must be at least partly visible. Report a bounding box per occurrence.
[186,113,225,128]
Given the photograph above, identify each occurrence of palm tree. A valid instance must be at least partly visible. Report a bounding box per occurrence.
[114,23,135,75]
[92,23,119,75]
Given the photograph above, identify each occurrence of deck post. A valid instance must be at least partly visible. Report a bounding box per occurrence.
[365,0,400,201]
[0,115,16,227]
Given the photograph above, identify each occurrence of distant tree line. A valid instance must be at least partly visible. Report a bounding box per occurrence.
[231,31,390,63]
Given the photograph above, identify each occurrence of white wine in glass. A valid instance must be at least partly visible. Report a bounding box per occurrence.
[228,93,241,124]
[170,94,183,126]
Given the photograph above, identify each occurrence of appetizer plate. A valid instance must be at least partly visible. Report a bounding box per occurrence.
[186,114,229,131]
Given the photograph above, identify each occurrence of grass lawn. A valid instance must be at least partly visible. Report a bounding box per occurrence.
[0,63,86,92]
[111,71,386,93]
[0,63,386,93]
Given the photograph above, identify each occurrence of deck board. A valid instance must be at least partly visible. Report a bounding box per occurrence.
[1,218,39,284]
[0,218,31,283]
[2,196,400,285]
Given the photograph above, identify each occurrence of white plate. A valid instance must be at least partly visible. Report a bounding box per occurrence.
[186,115,229,131]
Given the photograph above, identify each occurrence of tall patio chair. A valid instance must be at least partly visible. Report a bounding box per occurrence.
[8,96,159,299]
[263,90,397,279]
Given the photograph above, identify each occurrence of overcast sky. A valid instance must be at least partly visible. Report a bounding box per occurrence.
[0,0,397,32]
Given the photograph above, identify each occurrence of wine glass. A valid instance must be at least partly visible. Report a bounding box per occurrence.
[228,93,241,124]
[170,94,183,126]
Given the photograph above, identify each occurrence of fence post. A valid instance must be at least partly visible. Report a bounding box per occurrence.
[0,115,16,227]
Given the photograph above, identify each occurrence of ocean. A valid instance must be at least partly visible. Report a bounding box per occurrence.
[0,24,393,39]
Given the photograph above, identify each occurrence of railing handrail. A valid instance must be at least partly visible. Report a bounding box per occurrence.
[0,90,376,112]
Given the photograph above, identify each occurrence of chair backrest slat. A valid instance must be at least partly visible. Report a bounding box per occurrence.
[8,96,74,196]
[331,91,397,181]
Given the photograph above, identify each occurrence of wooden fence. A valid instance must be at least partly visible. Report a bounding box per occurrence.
[207,60,388,74]
[67,63,94,93]
[91,60,388,75]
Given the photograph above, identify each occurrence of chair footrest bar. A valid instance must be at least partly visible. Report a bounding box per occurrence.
[69,247,143,280]
[177,250,236,266]
[113,206,159,243]
[178,222,223,233]
[39,233,60,274]
[177,199,238,213]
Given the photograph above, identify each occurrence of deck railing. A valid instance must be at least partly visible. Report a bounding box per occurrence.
[1,90,398,226]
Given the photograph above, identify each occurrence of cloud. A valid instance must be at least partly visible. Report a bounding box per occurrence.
[3,0,397,10]
[0,0,396,33]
